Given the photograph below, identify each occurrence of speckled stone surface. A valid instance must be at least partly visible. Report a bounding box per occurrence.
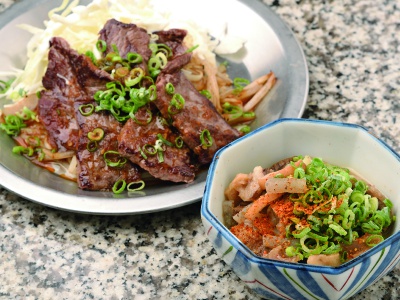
[0,0,399,299]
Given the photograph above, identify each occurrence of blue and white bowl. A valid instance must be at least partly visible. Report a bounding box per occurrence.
[201,118,400,300]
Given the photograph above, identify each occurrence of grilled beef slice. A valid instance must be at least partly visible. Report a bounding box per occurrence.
[75,100,141,191]
[155,54,241,164]
[39,36,140,190]
[39,37,115,151]
[38,37,83,151]
[118,107,196,183]
[154,28,188,57]
[99,19,152,71]
[99,20,196,182]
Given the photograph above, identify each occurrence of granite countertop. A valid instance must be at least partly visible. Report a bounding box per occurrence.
[0,0,399,299]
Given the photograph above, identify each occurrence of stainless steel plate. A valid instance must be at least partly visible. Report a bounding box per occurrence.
[0,0,308,214]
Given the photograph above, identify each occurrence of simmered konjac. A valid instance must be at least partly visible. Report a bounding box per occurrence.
[223,156,395,266]
[0,18,276,193]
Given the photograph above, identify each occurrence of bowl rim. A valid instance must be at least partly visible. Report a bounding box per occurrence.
[201,118,400,274]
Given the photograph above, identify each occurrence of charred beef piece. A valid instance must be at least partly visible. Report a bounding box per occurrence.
[154,28,188,56]
[74,100,141,191]
[99,19,152,71]
[118,106,196,183]
[38,91,79,151]
[38,37,83,151]
[155,53,241,164]
[39,37,114,151]
[40,36,141,191]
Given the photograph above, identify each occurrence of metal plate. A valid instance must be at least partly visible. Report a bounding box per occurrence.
[0,0,308,214]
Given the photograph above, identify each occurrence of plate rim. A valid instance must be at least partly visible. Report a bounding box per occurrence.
[0,0,309,215]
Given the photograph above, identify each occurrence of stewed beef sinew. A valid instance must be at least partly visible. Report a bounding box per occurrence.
[224,156,395,266]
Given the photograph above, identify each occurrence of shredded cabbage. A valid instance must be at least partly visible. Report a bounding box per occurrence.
[0,0,245,102]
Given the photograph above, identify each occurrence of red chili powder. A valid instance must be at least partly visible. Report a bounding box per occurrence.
[270,198,296,226]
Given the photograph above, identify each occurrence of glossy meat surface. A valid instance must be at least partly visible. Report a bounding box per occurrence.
[118,107,195,183]
[75,100,141,191]
[156,55,241,164]
[154,28,188,56]
[99,18,152,71]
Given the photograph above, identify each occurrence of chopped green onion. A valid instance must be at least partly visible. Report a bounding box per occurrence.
[17,107,37,121]
[234,124,251,134]
[130,109,153,125]
[200,129,213,149]
[127,180,145,192]
[242,111,255,118]
[112,179,126,194]
[12,146,34,156]
[383,198,393,209]
[149,43,172,58]
[125,68,144,87]
[141,136,170,163]
[165,83,175,95]
[292,227,311,238]
[329,223,347,236]
[37,149,45,161]
[139,147,148,159]
[200,89,212,99]
[111,44,119,55]
[0,114,27,136]
[96,40,107,52]
[154,140,164,163]
[85,51,97,65]
[365,234,384,247]
[126,52,143,64]
[186,44,199,53]
[115,67,130,78]
[103,150,127,167]
[86,140,98,152]
[168,93,185,115]
[222,102,242,120]
[79,104,95,116]
[18,88,27,98]
[175,136,184,148]
[156,134,173,147]
[233,77,250,93]
[143,144,157,156]
[87,128,105,141]
[276,156,395,261]
[93,78,156,122]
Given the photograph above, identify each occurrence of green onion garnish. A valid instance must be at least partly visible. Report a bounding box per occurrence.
[168,93,185,115]
[200,89,212,99]
[127,180,145,192]
[78,104,94,116]
[283,156,394,260]
[233,77,250,93]
[12,146,34,156]
[86,140,98,152]
[200,129,213,149]
[112,179,126,194]
[96,40,107,53]
[103,150,127,168]
[87,128,104,142]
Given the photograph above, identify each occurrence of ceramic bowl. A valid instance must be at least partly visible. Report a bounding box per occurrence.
[201,118,400,300]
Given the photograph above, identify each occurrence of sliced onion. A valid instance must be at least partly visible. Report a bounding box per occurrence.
[182,68,203,82]
[67,155,77,175]
[42,148,75,161]
[2,93,39,116]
